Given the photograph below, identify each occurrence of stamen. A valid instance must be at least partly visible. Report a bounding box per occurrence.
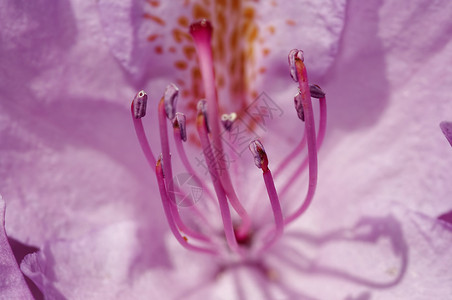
[173,113,187,142]
[284,50,318,226]
[288,49,304,82]
[293,92,305,121]
[132,90,147,119]
[190,20,250,236]
[274,84,325,178]
[156,155,218,255]
[196,105,239,253]
[159,87,210,242]
[164,83,179,120]
[249,140,284,251]
[221,113,237,132]
[279,90,327,201]
[197,99,210,133]
[173,113,216,205]
[310,84,326,99]
[130,90,156,167]
[249,139,269,172]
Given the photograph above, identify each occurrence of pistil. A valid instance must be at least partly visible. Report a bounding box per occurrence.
[190,20,251,237]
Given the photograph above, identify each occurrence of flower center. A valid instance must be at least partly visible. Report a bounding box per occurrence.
[130,20,327,260]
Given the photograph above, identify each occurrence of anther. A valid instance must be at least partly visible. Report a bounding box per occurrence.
[249,139,269,172]
[310,84,326,99]
[197,99,210,132]
[221,113,237,131]
[288,49,304,82]
[294,92,304,121]
[156,153,164,177]
[164,83,179,120]
[132,90,148,119]
[173,113,187,142]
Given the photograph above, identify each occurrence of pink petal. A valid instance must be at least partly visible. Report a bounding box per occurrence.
[440,121,452,146]
[0,195,33,299]
[266,205,452,299]
[309,0,452,227]
[20,221,166,299]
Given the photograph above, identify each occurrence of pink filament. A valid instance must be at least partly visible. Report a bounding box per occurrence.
[155,161,218,255]
[258,168,284,253]
[284,94,327,225]
[131,105,156,168]
[283,59,318,226]
[197,115,239,253]
[279,96,327,199]
[158,100,210,242]
[172,127,217,206]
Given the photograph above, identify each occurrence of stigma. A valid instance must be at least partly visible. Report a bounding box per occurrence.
[130,20,328,258]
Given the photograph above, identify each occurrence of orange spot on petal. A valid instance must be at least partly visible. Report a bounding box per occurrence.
[267,25,275,34]
[176,79,186,87]
[286,19,296,26]
[175,61,188,70]
[178,16,189,27]
[193,3,211,19]
[146,0,160,7]
[263,48,270,56]
[183,45,196,60]
[154,45,163,54]
[172,29,192,43]
[143,13,166,26]
[243,7,255,19]
[147,34,160,42]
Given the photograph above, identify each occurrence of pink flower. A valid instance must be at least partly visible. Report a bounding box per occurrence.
[1,0,452,299]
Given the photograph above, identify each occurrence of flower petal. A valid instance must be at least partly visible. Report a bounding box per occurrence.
[0,0,134,106]
[267,205,452,299]
[20,221,165,299]
[0,96,168,253]
[308,0,452,223]
[440,121,452,147]
[0,195,33,299]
